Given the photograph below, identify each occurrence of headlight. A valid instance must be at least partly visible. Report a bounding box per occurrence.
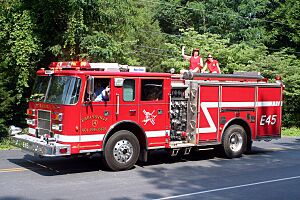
[52,124,63,131]
[26,118,36,126]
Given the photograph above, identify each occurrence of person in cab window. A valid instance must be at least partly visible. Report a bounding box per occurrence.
[202,54,221,74]
[182,46,203,73]
[94,81,110,102]
[146,86,161,101]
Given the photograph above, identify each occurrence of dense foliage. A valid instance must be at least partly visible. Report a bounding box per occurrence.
[0,0,299,138]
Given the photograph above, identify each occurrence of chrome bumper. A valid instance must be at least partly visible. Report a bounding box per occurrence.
[11,134,71,157]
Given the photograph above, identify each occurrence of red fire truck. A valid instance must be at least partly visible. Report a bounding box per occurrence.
[10,61,284,171]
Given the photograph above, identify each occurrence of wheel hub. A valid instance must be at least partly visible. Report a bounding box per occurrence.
[229,133,243,152]
[113,140,133,164]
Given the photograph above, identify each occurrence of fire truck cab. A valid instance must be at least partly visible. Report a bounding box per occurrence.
[10,61,284,171]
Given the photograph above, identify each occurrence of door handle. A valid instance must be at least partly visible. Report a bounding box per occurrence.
[116,94,120,115]
[129,110,136,116]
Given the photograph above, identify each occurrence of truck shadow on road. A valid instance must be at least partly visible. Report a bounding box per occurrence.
[113,146,299,200]
[8,154,106,176]
[8,147,272,176]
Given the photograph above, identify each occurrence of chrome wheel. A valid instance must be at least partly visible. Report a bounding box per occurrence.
[229,132,243,152]
[113,139,133,164]
[222,125,246,158]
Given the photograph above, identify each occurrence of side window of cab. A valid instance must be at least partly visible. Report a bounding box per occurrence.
[123,79,135,102]
[141,79,163,101]
[85,78,111,102]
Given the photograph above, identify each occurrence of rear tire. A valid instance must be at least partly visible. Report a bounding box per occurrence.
[245,140,253,154]
[103,130,140,171]
[222,125,247,158]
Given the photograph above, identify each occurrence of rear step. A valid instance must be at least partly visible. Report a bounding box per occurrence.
[171,149,180,156]
[184,147,192,155]
[171,147,192,156]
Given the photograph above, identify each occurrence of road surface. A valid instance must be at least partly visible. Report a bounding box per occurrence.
[0,136,300,200]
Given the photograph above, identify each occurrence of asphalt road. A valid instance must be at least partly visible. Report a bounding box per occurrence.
[0,137,300,200]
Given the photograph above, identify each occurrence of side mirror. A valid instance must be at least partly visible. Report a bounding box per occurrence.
[87,76,94,101]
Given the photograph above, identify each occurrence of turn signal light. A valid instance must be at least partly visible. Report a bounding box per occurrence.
[52,113,63,121]
[59,148,68,154]
[26,109,36,116]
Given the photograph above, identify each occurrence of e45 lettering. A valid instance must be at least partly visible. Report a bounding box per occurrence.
[260,115,277,125]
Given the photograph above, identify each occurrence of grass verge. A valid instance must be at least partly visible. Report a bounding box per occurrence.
[0,138,15,150]
[282,127,300,137]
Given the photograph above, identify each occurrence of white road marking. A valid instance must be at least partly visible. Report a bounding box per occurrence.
[152,175,300,200]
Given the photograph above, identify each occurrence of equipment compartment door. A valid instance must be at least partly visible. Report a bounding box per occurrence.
[198,85,219,142]
[138,78,169,148]
[256,87,282,138]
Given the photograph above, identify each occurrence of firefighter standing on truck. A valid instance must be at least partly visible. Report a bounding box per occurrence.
[182,46,203,73]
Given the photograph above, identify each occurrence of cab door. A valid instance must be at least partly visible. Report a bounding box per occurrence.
[113,78,139,124]
[80,77,114,152]
[138,78,169,148]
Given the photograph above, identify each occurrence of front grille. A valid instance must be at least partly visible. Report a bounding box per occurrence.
[37,110,51,137]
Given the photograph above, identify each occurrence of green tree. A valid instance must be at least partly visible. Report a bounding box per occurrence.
[267,0,300,53]
[0,1,41,138]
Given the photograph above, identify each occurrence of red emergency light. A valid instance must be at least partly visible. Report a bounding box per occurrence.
[49,61,91,70]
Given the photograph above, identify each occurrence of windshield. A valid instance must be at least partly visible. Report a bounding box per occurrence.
[30,76,81,105]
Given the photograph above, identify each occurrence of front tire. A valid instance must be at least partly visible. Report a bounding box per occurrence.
[222,125,247,158]
[103,130,140,171]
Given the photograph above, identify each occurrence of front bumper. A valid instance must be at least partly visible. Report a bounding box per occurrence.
[11,134,71,157]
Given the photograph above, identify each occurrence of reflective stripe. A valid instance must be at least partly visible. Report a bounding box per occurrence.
[198,102,218,133]
[197,101,282,133]
[54,134,104,143]
[200,101,282,109]
[146,130,168,138]
[54,130,168,143]
[256,101,282,107]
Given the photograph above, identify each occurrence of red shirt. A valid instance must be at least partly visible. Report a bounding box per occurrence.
[206,60,220,73]
[189,56,202,71]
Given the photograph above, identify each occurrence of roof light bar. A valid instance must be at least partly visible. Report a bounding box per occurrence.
[49,61,90,69]
[48,61,146,72]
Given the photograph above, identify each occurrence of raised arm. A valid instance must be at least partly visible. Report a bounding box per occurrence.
[182,46,191,60]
